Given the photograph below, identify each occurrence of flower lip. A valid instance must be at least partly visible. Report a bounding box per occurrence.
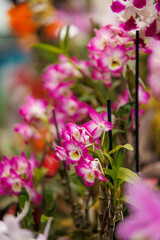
[69,150,82,161]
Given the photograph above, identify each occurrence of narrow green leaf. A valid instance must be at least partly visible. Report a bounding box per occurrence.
[32,43,63,55]
[105,168,117,182]
[95,106,107,113]
[117,167,141,184]
[117,102,135,118]
[108,144,134,155]
[41,214,51,223]
[112,129,125,137]
[93,148,105,162]
[105,179,114,189]
[64,25,70,53]
[58,27,64,49]
[103,152,113,167]
[102,132,109,152]
[34,167,47,185]
[115,148,124,171]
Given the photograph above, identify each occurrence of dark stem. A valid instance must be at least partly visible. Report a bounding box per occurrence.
[135,30,139,173]
[52,109,85,228]
[107,99,113,157]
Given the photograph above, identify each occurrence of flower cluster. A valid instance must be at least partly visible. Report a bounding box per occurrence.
[87,25,133,87]
[0,152,41,204]
[111,0,160,39]
[54,108,113,186]
[42,55,90,121]
[15,63,89,143]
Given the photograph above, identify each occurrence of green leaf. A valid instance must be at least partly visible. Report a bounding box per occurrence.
[117,102,135,118]
[19,189,33,229]
[115,148,124,171]
[103,132,109,152]
[34,167,47,185]
[44,187,55,211]
[41,214,52,223]
[91,148,104,162]
[105,179,114,189]
[19,188,29,209]
[32,43,63,55]
[58,27,64,49]
[64,25,70,53]
[105,168,117,182]
[69,172,76,177]
[117,167,141,184]
[103,152,113,168]
[108,144,134,155]
[95,106,107,113]
[112,129,125,137]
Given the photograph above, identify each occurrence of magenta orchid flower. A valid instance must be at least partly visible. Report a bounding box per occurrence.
[110,0,160,39]
[19,95,47,122]
[75,158,107,187]
[117,182,160,240]
[61,139,88,165]
[91,68,113,87]
[14,123,40,140]
[0,153,41,204]
[97,46,129,75]
[87,25,132,54]
[84,108,113,139]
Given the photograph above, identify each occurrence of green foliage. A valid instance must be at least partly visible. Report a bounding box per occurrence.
[19,188,33,229]
[115,148,124,171]
[108,143,134,155]
[32,43,63,55]
[116,102,135,118]
[34,167,47,186]
[117,167,141,184]
[102,132,109,152]
[40,187,56,239]
[103,144,140,207]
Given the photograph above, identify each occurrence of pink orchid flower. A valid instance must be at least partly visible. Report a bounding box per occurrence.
[84,108,113,139]
[19,95,47,122]
[75,158,107,187]
[14,123,40,140]
[61,139,88,165]
[117,182,160,240]
[97,45,129,75]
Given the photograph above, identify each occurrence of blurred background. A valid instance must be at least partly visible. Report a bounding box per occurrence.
[0,0,117,156]
[1,0,160,179]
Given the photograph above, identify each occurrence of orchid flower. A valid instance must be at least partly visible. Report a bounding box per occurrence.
[84,108,113,139]
[0,202,33,240]
[0,202,52,240]
[117,182,160,240]
[75,157,107,187]
[19,95,47,122]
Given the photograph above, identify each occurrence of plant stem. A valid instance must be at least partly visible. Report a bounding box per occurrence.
[98,183,108,240]
[52,109,85,228]
[84,188,90,227]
